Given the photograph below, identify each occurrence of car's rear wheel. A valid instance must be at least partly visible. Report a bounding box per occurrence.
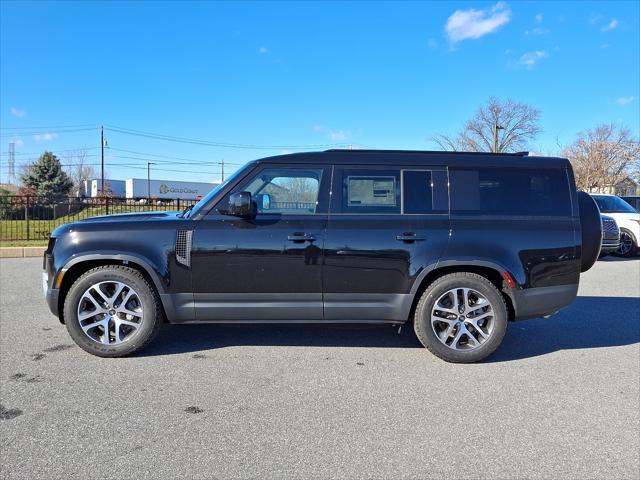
[63,265,162,357]
[414,272,508,363]
[614,229,637,257]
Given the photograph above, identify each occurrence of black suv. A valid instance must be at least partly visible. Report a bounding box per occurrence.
[43,150,602,362]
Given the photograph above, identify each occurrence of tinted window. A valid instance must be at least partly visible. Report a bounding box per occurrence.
[450,168,571,216]
[341,169,401,213]
[403,170,433,213]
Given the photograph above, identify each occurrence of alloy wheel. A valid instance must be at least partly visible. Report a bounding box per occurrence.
[431,287,495,351]
[616,231,634,256]
[77,281,143,345]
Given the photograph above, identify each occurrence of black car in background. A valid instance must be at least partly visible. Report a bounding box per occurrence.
[42,150,602,363]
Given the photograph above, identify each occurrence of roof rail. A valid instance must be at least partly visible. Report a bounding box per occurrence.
[324,149,530,157]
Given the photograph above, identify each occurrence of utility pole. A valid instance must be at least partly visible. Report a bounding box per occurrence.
[221,158,225,182]
[100,126,105,194]
[147,162,156,203]
[7,142,15,184]
[493,123,504,153]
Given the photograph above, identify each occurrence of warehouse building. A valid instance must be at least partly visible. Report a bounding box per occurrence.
[83,178,219,200]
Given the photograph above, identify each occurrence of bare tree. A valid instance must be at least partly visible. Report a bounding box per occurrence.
[433,97,542,153]
[64,149,97,196]
[562,124,639,192]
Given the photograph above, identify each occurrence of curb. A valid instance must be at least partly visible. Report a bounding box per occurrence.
[0,247,46,258]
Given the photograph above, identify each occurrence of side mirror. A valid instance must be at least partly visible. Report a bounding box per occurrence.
[228,192,255,218]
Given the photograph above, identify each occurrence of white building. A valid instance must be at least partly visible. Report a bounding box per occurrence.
[126,178,218,200]
[84,178,219,200]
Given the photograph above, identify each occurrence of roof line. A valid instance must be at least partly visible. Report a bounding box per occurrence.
[324,149,530,157]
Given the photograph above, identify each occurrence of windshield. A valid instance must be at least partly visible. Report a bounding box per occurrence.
[188,162,253,217]
[592,195,637,214]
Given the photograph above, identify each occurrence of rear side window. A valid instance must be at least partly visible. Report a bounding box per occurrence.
[449,168,571,216]
[336,167,448,214]
[402,170,448,214]
[341,169,401,214]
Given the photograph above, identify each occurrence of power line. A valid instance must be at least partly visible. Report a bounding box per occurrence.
[0,148,244,166]
[0,127,98,138]
[110,154,244,166]
[0,147,101,157]
[0,123,97,130]
[2,122,352,149]
[0,162,221,176]
[105,124,351,150]
[108,147,227,163]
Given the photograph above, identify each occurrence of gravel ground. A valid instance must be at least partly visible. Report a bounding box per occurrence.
[0,257,638,480]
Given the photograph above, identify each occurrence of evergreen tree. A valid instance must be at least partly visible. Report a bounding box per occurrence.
[21,151,73,200]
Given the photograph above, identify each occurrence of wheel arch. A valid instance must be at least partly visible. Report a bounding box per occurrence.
[56,254,166,323]
[408,263,516,323]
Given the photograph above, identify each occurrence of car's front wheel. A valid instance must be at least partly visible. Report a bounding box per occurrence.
[413,272,508,363]
[614,229,637,257]
[63,265,162,357]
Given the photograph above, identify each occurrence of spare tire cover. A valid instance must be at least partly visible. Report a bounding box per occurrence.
[578,191,602,272]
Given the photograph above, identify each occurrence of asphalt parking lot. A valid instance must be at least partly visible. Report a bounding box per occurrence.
[0,257,638,480]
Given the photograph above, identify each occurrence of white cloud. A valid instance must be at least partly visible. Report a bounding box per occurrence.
[535,14,543,22]
[328,130,349,141]
[427,38,438,49]
[11,138,24,147]
[616,96,635,105]
[525,27,549,35]
[258,46,269,54]
[312,125,325,132]
[445,2,511,44]
[33,132,59,141]
[602,18,618,32]
[518,50,548,68]
[10,107,26,118]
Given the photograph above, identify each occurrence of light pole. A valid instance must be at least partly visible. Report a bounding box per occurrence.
[147,162,156,203]
[493,123,504,153]
[100,126,105,194]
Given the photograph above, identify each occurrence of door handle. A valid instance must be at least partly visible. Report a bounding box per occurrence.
[396,232,426,243]
[287,233,316,243]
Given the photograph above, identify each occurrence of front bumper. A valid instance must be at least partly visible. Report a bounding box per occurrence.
[45,286,60,318]
[600,240,620,254]
[43,249,61,319]
[511,283,579,320]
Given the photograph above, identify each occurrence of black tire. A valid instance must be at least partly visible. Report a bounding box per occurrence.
[413,272,508,363]
[63,265,162,357]
[614,228,638,257]
[577,192,602,272]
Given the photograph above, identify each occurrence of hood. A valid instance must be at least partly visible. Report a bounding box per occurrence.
[51,210,181,238]
[76,210,180,223]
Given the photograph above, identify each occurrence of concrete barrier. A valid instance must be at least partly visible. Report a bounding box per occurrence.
[0,247,46,258]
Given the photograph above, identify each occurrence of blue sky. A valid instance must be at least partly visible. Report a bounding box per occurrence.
[1,1,638,183]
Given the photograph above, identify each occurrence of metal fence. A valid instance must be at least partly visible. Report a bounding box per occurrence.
[0,195,198,242]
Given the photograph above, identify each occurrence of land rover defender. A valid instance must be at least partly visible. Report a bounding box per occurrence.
[43,150,602,362]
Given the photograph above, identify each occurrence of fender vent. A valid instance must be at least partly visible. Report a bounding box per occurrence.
[176,230,193,267]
